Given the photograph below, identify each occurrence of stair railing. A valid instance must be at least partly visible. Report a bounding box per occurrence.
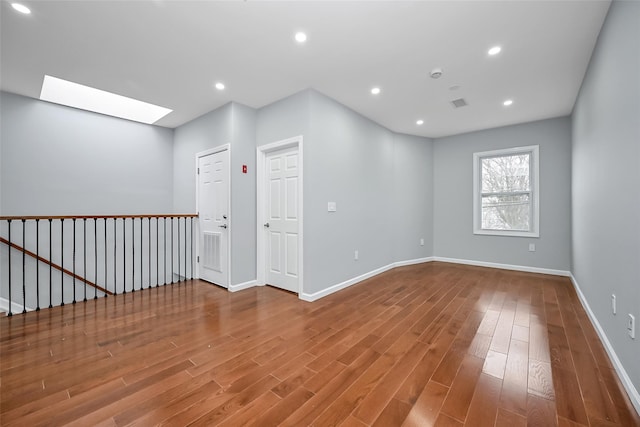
[0,214,197,316]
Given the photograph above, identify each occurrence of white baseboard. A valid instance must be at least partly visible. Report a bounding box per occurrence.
[228,280,257,292]
[0,297,34,315]
[432,256,571,277]
[570,274,640,415]
[298,255,569,302]
[394,256,436,267]
[300,263,396,302]
[299,256,435,302]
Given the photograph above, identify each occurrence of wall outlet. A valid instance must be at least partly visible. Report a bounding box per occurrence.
[420,238,424,246]
[328,202,337,212]
[628,314,635,339]
[528,243,536,252]
[611,294,616,315]
[354,250,359,261]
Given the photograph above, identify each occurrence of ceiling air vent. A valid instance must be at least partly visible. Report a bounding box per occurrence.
[451,98,468,108]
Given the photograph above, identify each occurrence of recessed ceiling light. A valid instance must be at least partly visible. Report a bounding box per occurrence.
[503,99,513,106]
[215,82,225,90]
[371,87,381,95]
[488,46,502,56]
[416,120,424,125]
[11,3,31,14]
[295,32,307,43]
[40,75,172,125]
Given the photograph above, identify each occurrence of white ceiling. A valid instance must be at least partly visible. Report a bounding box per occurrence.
[0,0,610,138]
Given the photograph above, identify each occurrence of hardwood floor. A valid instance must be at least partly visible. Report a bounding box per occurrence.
[1,262,638,426]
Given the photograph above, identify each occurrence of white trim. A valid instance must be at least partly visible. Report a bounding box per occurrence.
[228,280,257,293]
[195,144,231,288]
[473,145,540,238]
[258,135,302,154]
[300,263,396,302]
[394,257,436,267]
[301,255,565,302]
[473,229,540,238]
[300,256,435,302]
[0,297,34,314]
[300,256,571,302]
[286,254,570,302]
[256,136,304,296]
[570,274,640,415]
[432,256,570,277]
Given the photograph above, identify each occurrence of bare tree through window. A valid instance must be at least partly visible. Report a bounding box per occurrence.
[481,153,531,231]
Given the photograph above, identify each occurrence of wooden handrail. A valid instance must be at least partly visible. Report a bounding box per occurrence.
[0,214,198,221]
[0,237,114,296]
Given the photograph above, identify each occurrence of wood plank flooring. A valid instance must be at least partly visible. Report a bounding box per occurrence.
[1,262,638,426]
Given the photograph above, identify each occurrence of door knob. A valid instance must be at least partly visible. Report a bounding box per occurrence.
[263,222,270,228]
[223,215,227,219]
[219,224,227,229]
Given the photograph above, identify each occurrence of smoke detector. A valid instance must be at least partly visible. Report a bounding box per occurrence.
[430,68,443,79]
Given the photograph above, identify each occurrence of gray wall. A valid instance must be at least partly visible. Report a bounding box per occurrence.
[172,103,232,213]
[172,101,258,286]
[229,103,257,285]
[0,91,176,310]
[0,91,174,215]
[393,132,434,261]
[256,90,433,295]
[433,117,572,271]
[305,90,395,295]
[256,90,311,147]
[255,90,312,290]
[572,0,640,393]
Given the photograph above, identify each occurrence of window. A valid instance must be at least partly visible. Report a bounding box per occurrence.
[473,145,539,237]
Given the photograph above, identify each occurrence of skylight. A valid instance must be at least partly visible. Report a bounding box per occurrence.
[39,75,172,125]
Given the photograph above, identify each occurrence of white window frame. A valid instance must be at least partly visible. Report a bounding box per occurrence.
[473,145,539,237]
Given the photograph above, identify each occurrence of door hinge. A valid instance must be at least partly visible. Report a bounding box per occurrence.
[197,256,200,263]
[197,167,200,174]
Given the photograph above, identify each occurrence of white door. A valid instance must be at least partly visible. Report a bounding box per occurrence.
[197,149,229,288]
[264,146,299,293]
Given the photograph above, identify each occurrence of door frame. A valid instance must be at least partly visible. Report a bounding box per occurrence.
[256,136,303,295]
[195,144,231,287]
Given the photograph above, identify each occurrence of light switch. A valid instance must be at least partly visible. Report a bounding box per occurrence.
[328,202,337,212]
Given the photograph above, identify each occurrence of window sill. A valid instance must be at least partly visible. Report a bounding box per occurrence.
[474,229,539,238]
